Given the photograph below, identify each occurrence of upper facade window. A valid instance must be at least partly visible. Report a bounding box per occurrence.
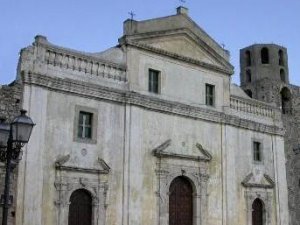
[261,47,269,64]
[253,141,262,162]
[148,69,160,94]
[74,106,98,144]
[78,111,93,139]
[205,84,215,107]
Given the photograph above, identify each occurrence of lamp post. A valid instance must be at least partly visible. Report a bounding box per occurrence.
[0,110,35,225]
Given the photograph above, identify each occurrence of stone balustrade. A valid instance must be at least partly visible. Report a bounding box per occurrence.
[230,96,275,118]
[44,48,127,82]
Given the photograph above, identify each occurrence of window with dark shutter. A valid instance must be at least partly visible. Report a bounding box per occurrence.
[253,141,262,162]
[205,84,215,106]
[148,69,160,94]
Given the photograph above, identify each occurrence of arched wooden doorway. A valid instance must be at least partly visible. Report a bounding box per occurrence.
[169,176,193,225]
[252,198,264,225]
[68,189,92,225]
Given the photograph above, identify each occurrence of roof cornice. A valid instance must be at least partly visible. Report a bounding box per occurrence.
[121,39,233,75]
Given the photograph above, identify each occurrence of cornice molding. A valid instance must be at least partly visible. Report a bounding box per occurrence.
[22,72,284,136]
[120,28,233,71]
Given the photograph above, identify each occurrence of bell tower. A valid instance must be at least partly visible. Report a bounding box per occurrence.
[240,44,289,106]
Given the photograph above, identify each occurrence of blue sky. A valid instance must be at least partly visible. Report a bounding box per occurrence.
[1,0,299,85]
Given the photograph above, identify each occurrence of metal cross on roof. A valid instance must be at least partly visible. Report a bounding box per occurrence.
[128,11,136,20]
[179,0,186,3]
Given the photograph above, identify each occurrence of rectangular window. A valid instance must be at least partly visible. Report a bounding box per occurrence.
[205,84,215,106]
[78,111,93,139]
[253,141,262,162]
[148,69,160,94]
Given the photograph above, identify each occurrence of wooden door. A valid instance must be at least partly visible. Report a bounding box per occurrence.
[68,189,92,225]
[169,176,193,225]
[252,198,263,225]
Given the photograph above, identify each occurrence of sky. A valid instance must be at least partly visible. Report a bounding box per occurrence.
[0,0,299,85]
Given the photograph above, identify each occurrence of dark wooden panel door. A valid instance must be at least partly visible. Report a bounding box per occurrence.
[252,198,263,225]
[68,189,92,225]
[169,176,193,225]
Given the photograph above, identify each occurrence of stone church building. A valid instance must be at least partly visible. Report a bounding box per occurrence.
[1,6,298,225]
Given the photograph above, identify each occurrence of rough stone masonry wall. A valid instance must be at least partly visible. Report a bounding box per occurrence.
[0,81,23,225]
[284,85,300,225]
[283,116,300,225]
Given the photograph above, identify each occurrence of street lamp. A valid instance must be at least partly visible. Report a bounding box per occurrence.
[0,110,35,225]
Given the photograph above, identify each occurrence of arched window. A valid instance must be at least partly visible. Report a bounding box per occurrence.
[246,69,252,83]
[261,48,269,64]
[278,50,284,66]
[281,87,292,114]
[169,176,193,225]
[280,69,286,82]
[68,189,92,225]
[245,89,252,98]
[252,198,264,225]
[245,50,251,66]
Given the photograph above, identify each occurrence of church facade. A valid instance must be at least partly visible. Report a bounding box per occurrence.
[0,7,292,225]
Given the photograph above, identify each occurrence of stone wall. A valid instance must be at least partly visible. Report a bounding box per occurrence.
[282,84,300,225]
[0,81,23,225]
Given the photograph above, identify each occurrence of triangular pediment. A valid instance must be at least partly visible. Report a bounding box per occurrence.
[138,34,222,67]
[152,140,212,162]
[242,172,275,189]
[121,13,234,74]
[55,154,110,174]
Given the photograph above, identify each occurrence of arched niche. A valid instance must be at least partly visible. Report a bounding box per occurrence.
[280,87,292,114]
[280,69,286,82]
[261,48,269,64]
[278,50,284,66]
[245,50,252,66]
[246,69,252,83]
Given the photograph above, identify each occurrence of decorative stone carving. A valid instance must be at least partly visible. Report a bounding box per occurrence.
[153,141,211,225]
[54,155,110,225]
[242,172,275,225]
[153,140,212,162]
[55,154,110,174]
[242,172,275,189]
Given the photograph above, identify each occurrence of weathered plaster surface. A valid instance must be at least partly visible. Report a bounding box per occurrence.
[0,7,290,225]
